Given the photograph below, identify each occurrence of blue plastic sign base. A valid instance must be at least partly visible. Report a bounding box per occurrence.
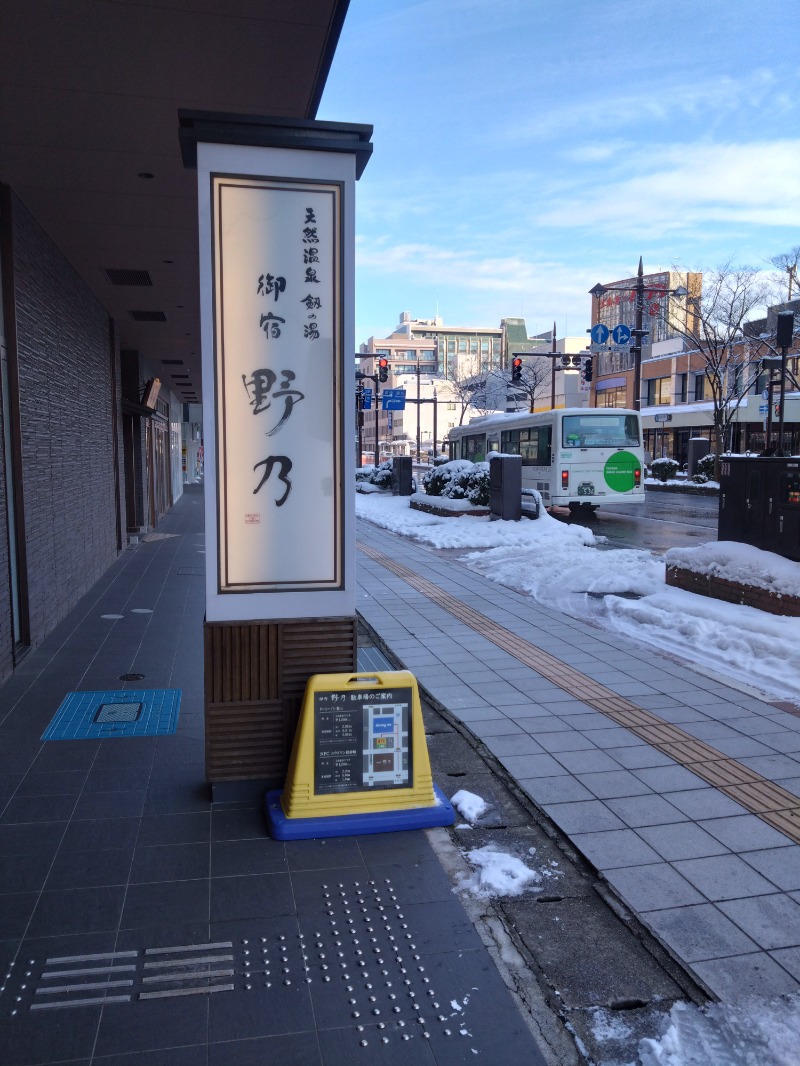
[265,785,455,840]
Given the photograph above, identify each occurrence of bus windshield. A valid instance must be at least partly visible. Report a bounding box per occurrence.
[562,414,640,449]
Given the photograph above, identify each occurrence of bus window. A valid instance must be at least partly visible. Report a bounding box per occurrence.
[463,434,487,462]
[501,429,521,456]
[562,414,640,448]
[502,427,551,465]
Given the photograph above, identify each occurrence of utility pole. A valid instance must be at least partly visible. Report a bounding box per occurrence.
[776,311,795,455]
[416,360,421,463]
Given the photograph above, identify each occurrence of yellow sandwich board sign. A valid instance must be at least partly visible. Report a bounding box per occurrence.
[265,671,454,839]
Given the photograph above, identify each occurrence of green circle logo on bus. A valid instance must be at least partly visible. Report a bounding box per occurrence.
[604,451,642,492]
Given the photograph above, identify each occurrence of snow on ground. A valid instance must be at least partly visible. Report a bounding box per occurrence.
[355,491,800,702]
[455,845,544,899]
[450,789,489,823]
[638,995,800,1066]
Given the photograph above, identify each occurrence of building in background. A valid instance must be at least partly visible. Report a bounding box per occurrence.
[637,297,800,465]
[590,270,702,409]
[358,312,549,457]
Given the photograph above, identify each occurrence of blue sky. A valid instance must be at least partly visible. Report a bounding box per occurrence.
[318,0,800,346]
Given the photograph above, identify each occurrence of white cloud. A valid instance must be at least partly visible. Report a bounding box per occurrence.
[535,140,800,236]
[356,239,592,297]
[512,68,793,143]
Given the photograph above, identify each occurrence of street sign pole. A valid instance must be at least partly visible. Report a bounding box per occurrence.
[356,382,364,467]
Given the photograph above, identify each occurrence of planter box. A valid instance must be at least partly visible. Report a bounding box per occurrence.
[646,483,719,496]
[409,498,489,518]
[666,565,800,616]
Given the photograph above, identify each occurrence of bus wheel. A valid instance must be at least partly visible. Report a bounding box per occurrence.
[569,502,598,516]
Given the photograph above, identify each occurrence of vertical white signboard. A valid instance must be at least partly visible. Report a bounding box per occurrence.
[197,144,356,622]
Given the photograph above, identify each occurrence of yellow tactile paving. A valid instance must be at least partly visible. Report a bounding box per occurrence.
[358,541,800,845]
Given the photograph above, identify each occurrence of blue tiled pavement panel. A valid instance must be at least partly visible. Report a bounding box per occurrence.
[41,690,181,740]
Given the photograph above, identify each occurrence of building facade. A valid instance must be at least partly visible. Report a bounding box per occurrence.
[637,308,800,465]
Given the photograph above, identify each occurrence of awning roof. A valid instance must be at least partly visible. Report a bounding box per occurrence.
[0,0,351,402]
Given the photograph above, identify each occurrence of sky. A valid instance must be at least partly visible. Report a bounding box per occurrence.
[354,489,800,702]
[318,0,800,347]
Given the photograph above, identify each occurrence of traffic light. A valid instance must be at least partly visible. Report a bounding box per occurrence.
[512,356,523,383]
[583,358,593,383]
[378,357,389,383]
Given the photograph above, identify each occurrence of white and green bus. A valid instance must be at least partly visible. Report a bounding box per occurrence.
[446,408,645,512]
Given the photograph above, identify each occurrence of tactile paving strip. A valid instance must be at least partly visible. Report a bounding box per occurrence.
[358,541,800,844]
[0,875,509,1056]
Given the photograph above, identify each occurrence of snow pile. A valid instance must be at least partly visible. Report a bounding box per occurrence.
[639,995,800,1066]
[666,540,800,598]
[450,789,489,823]
[465,541,664,602]
[455,846,542,899]
[355,492,595,550]
[644,478,720,490]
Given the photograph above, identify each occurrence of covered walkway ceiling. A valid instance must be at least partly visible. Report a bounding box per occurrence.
[0,0,350,402]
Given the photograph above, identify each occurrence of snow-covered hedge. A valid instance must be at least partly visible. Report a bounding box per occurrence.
[650,457,680,482]
[695,453,717,480]
[421,459,491,505]
[355,460,393,490]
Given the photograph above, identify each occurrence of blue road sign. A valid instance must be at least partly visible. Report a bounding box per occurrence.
[759,404,769,414]
[612,324,632,345]
[362,388,372,410]
[382,389,406,411]
[590,323,610,345]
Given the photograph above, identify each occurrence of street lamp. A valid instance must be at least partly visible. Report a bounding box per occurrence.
[589,258,688,411]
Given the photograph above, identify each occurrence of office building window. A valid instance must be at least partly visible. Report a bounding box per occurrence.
[645,377,671,405]
[694,374,705,401]
[597,386,628,408]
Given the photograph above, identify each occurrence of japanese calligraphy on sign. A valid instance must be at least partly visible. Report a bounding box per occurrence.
[212,176,343,593]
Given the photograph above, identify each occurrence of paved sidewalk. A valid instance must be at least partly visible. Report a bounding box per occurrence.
[356,519,800,1003]
[0,487,548,1066]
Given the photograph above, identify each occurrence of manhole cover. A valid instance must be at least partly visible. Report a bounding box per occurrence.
[94,702,143,724]
[119,673,145,681]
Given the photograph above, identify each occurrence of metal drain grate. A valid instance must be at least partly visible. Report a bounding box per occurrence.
[94,703,142,724]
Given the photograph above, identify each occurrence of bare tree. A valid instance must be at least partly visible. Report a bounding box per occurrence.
[770,246,800,300]
[661,263,773,477]
[445,352,491,425]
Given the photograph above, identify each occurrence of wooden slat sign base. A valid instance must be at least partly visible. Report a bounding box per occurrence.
[203,616,357,785]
